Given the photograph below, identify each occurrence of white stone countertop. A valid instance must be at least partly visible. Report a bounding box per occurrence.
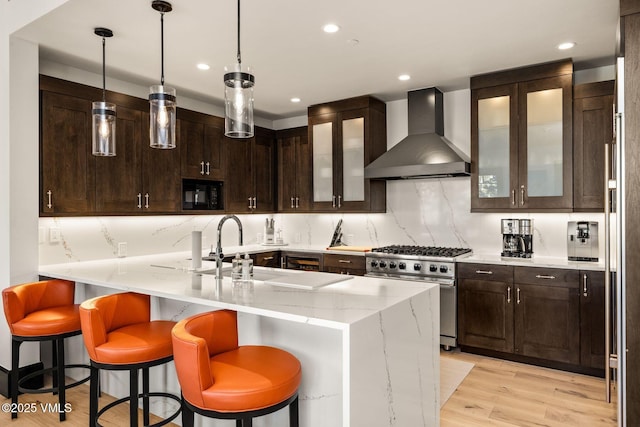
[203,243,369,258]
[458,253,607,271]
[38,251,434,330]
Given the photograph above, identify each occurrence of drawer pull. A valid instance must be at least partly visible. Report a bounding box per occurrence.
[262,256,274,261]
[535,274,556,280]
[517,287,521,304]
[507,286,511,303]
[475,270,493,275]
[338,259,352,264]
[583,273,588,297]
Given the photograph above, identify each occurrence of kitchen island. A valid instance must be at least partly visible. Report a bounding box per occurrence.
[39,252,440,427]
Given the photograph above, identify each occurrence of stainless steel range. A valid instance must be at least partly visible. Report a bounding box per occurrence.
[365,245,472,349]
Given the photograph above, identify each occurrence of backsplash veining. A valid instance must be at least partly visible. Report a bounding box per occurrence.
[39,179,604,265]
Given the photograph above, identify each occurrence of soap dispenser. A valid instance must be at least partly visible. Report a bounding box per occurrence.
[242,253,254,280]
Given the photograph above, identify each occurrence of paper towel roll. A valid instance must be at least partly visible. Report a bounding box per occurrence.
[191,231,202,270]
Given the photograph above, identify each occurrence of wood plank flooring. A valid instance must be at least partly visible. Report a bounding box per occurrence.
[1,351,617,426]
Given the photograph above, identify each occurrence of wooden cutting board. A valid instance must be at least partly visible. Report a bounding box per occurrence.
[326,246,372,252]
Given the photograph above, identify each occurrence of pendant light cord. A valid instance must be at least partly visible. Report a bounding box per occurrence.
[101,37,106,102]
[160,12,165,85]
[237,0,241,64]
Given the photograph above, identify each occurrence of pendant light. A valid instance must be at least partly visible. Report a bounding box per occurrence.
[149,0,176,149]
[224,0,254,138]
[92,28,116,157]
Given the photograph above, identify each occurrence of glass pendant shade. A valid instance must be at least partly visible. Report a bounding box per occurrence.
[224,63,255,138]
[149,85,177,149]
[92,101,116,156]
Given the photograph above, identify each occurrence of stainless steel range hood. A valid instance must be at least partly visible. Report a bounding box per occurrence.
[364,88,470,180]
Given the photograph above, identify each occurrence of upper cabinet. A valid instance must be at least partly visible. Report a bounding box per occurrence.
[573,81,614,212]
[471,60,573,212]
[178,108,225,180]
[277,126,312,212]
[224,127,276,213]
[308,96,387,213]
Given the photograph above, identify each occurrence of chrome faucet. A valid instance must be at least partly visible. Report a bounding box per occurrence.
[213,215,243,280]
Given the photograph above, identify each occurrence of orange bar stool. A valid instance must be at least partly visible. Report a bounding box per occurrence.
[171,310,302,427]
[79,292,181,427]
[2,279,90,421]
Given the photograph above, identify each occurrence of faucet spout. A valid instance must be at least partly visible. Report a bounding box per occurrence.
[215,215,244,280]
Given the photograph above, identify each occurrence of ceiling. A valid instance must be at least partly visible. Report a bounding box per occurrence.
[14,0,619,120]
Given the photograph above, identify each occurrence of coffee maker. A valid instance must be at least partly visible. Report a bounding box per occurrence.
[567,221,599,261]
[501,219,534,258]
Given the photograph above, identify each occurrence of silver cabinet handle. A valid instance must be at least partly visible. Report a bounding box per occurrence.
[507,286,511,303]
[520,185,525,206]
[194,192,199,205]
[295,197,300,208]
[332,195,336,208]
[137,193,142,209]
[338,259,352,264]
[205,161,210,175]
[262,256,274,261]
[511,189,516,206]
[535,274,556,280]
[248,197,252,209]
[144,193,150,209]
[338,195,342,208]
[253,197,257,210]
[583,273,588,297]
[291,197,295,209]
[47,190,52,209]
[516,287,521,304]
[475,270,493,275]
[200,161,205,175]
[281,257,285,269]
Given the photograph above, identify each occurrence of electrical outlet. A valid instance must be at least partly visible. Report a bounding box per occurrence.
[49,227,61,243]
[117,242,127,258]
[346,234,354,245]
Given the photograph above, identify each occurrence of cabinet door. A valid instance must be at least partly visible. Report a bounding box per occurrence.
[580,271,606,370]
[458,277,514,352]
[323,253,366,276]
[224,137,253,212]
[310,113,337,210]
[573,83,614,212]
[252,129,276,213]
[338,108,368,211]
[41,91,95,214]
[471,84,519,211]
[141,111,181,213]
[179,110,225,180]
[277,127,311,212]
[518,75,573,210]
[254,251,280,268]
[514,283,580,364]
[95,106,143,213]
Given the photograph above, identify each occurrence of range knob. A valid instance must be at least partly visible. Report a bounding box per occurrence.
[440,265,449,273]
[370,260,378,268]
[389,261,397,269]
[398,262,406,270]
[413,263,422,271]
[429,264,437,272]
[379,261,387,268]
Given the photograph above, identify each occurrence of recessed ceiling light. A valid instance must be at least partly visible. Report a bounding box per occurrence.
[197,63,210,70]
[398,74,411,81]
[557,42,576,50]
[323,23,340,33]
[290,97,301,103]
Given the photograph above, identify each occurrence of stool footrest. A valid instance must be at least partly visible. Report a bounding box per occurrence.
[96,391,181,427]
[17,363,91,394]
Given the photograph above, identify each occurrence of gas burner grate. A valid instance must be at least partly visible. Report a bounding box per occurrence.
[371,245,472,257]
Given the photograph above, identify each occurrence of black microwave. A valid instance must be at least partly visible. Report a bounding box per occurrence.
[182,179,223,211]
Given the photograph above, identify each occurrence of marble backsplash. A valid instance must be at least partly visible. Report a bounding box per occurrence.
[39,178,605,264]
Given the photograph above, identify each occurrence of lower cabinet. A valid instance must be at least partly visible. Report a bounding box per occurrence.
[459,263,602,374]
[322,253,366,276]
[253,251,281,268]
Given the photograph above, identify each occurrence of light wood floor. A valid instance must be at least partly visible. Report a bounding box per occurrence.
[1,351,617,426]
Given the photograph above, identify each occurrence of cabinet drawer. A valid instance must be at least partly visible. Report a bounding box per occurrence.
[514,267,578,288]
[254,251,280,267]
[323,253,366,270]
[457,263,513,282]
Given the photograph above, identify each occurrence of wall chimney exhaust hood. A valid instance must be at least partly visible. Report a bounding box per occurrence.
[364,87,470,180]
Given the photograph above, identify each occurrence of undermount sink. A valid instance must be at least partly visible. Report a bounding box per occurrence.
[199,266,293,282]
[199,267,353,290]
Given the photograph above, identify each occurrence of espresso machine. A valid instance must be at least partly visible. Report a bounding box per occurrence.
[567,221,599,261]
[501,219,534,258]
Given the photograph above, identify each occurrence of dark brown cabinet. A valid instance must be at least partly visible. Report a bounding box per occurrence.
[573,81,615,212]
[322,253,366,276]
[178,108,225,180]
[471,60,574,212]
[458,263,514,352]
[277,126,311,212]
[253,251,281,268]
[308,96,386,213]
[40,90,95,215]
[224,127,276,213]
[579,270,606,370]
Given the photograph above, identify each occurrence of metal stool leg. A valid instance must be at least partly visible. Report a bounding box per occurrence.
[143,367,150,426]
[289,396,299,427]
[181,397,195,427]
[56,337,66,421]
[129,368,139,427]
[89,366,99,426]
[10,338,20,419]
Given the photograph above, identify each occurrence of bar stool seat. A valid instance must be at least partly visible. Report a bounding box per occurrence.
[2,279,90,422]
[79,292,181,427]
[172,310,302,427]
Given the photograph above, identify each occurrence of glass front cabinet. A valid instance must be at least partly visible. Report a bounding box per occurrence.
[308,96,387,213]
[471,60,573,211]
